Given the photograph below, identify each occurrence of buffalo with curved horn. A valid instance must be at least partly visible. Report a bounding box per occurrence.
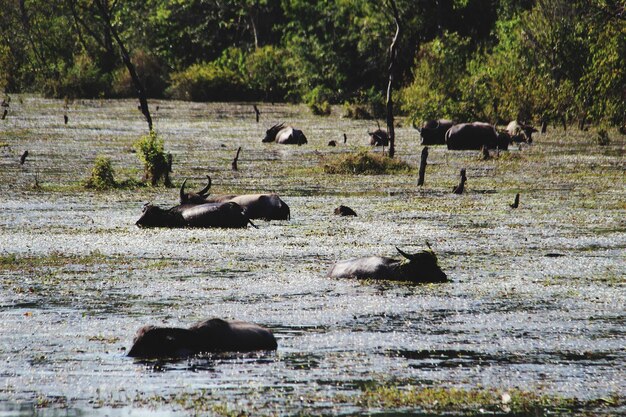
[262,122,307,145]
[180,176,290,221]
[128,318,277,359]
[327,246,448,283]
[414,119,455,145]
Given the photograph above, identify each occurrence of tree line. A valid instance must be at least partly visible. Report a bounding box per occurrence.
[1,0,624,127]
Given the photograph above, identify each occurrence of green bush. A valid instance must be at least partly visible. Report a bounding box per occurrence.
[246,46,293,102]
[84,156,116,190]
[134,131,171,186]
[46,54,109,99]
[167,47,250,101]
[400,32,471,122]
[305,85,332,116]
[323,151,411,175]
[342,87,386,120]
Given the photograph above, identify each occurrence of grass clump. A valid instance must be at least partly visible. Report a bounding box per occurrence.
[134,130,172,186]
[323,151,411,175]
[596,129,610,146]
[84,155,116,189]
[305,86,332,116]
[357,386,584,414]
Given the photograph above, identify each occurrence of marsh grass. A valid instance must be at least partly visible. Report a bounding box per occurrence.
[323,151,413,174]
[0,251,110,270]
[116,386,621,416]
[356,386,582,414]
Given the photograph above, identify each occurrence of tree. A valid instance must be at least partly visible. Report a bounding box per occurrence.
[385,0,401,158]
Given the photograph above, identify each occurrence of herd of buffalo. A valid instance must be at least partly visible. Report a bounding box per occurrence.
[129,118,536,359]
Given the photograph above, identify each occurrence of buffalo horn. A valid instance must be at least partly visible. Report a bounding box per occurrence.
[180,179,188,202]
[395,246,414,260]
[197,175,211,196]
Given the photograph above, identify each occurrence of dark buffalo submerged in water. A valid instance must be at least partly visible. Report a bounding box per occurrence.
[135,201,251,228]
[128,318,278,358]
[328,247,448,283]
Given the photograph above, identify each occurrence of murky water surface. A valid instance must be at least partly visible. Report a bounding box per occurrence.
[1,97,624,415]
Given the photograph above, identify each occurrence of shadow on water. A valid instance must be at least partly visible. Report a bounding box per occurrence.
[130,350,278,373]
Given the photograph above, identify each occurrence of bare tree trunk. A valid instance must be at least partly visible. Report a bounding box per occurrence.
[93,0,152,132]
[386,0,401,159]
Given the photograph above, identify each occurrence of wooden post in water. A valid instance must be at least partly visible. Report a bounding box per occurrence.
[452,168,466,194]
[417,146,428,186]
[232,147,242,171]
[253,105,260,123]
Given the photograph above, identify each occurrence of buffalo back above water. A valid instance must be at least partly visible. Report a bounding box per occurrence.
[446,122,509,150]
[327,248,447,283]
[127,318,277,358]
[419,119,455,145]
[263,123,307,145]
[204,193,290,220]
[179,178,291,220]
[135,201,250,228]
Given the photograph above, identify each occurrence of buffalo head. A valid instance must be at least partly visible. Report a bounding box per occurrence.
[395,246,448,283]
[136,203,182,228]
[180,176,212,204]
[263,123,285,143]
[368,129,389,146]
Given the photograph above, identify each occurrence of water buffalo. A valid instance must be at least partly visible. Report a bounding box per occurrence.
[262,123,307,145]
[334,205,357,216]
[445,122,509,150]
[506,121,537,143]
[368,129,389,146]
[135,201,251,228]
[127,318,278,359]
[328,247,448,283]
[180,177,290,220]
[414,119,455,145]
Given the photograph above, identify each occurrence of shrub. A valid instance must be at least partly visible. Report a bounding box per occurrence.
[323,151,411,175]
[400,32,471,122]
[47,54,109,99]
[342,87,386,120]
[167,47,250,101]
[305,86,332,116]
[84,156,116,189]
[596,129,610,146]
[134,131,171,186]
[246,46,293,102]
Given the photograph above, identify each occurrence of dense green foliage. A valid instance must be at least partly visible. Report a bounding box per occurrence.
[1,0,624,125]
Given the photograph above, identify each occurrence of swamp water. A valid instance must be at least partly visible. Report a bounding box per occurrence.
[0,98,624,416]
